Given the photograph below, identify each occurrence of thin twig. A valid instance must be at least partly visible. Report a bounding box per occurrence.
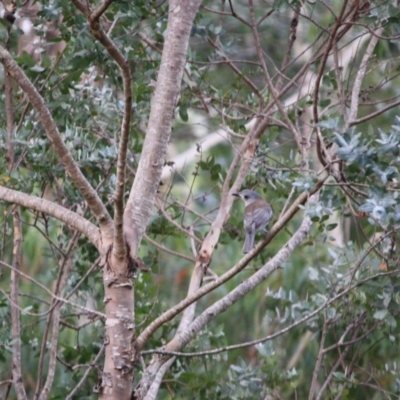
[0,260,106,319]
[144,234,196,262]
[10,207,27,400]
[136,177,326,349]
[346,27,383,127]
[141,269,399,358]
[66,345,105,400]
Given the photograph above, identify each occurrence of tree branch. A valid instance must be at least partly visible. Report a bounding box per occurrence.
[346,27,383,126]
[173,193,317,351]
[10,207,27,400]
[136,192,321,398]
[91,0,113,21]
[0,186,100,247]
[71,0,133,260]
[65,345,105,400]
[143,357,176,400]
[349,97,400,126]
[38,235,78,400]
[136,177,327,350]
[1,260,106,319]
[123,0,202,257]
[0,46,112,235]
[308,316,328,400]
[4,55,14,169]
[249,0,304,162]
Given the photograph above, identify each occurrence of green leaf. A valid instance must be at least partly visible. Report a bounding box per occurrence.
[179,104,189,122]
[373,309,388,320]
[326,223,337,231]
[30,64,46,73]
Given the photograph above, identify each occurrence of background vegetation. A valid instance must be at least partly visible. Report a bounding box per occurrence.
[1,0,400,399]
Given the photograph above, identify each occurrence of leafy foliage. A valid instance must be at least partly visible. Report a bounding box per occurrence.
[1,0,400,399]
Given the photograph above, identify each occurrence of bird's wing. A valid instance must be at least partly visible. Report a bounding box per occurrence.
[245,202,273,232]
[244,210,256,233]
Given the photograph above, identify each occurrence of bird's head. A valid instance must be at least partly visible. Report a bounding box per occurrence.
[232,189,262,206]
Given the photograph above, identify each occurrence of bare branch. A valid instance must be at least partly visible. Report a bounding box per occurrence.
[346,27,384,126]
[38,234,78,400]
[10,207,27,400]
[4,56,14,169]
[144,234,196,263]
[349,97,400,126]
[0,46,112,234]
[141,267,397,358]
[155,199,202,243]
[315,323,363,400]
[143,357,176,400]
[312,0,349,168]
[0,186,100,247]
[65,345,105,400]
[71,0,133,259]
[249,0,305,163]
[172,193,318,351]
[0,261,106,319]
[206,36,263,99]
[91,0,113,21]
[309,316,328,400]
[124,0,203,256]
[275,5,301,92]
[136,176,327,350]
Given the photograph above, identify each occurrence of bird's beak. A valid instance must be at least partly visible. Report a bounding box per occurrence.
[232,193,240,198]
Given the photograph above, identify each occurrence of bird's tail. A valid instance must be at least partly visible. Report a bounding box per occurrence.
[242,231,255,254]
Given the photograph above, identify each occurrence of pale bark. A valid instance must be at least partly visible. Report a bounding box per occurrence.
[139,192,320,394]
[0,45,113,236]
[0,186,100,247]
[178,194,318,348]
[10,207,27,400]
[71,0,133,260]
[0,2,395,399]
[123,0,202,257]
[38,252,75,400]
[143,357,176,400]
[134,176,326,397]
[346,27,384,127]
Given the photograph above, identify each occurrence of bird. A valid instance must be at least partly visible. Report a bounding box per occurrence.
[232,189,273,254]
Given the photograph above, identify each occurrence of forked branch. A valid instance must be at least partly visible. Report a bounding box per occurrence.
[0,46,112,235]
[71,0,133,259]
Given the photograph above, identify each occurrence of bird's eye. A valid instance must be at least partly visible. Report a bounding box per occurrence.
[244,196,248,199]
